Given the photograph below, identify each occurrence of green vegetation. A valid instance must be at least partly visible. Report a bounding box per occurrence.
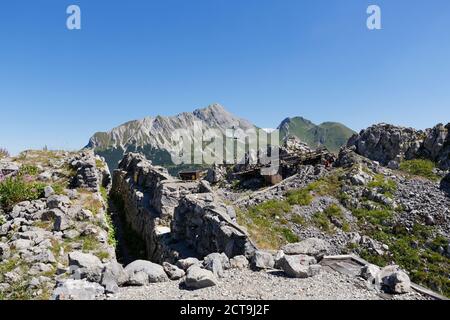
[0,177,45,211]
[82,234,100,252]
[18,165,39,176]
[95,250,110,261]
[286,188,313,206]
[312,212,332,233]
[236,199,299,250]
[0,148,9,159]
[367,174,397,197]
[352,208,393,226]
[351,205,449,297]
[95,159,106,169]
[399,159,439,181]
[311,204,350,233]
[306,170,344,198]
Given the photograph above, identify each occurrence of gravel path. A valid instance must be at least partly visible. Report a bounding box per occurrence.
[107,268,425,300]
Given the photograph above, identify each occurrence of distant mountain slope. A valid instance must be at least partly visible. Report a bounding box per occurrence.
[278,117,355,153]
[86,104,255,171]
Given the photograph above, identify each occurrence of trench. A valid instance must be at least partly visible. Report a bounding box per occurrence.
[107,196,147,266]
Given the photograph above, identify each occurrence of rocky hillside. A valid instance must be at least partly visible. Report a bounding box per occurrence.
[86,104,255,171]
[0,150,119,299]
[278,117,355,153]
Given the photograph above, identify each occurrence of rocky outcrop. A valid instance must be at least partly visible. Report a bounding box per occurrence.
[347,123,424,166]
[70,151,111,192]
[110,153,256,264]
[347,123,450,170]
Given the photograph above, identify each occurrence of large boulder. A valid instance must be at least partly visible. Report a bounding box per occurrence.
[52,279,105,300]
[103,261,128,286]
[100,271,119,294]
[124,260,169,286]
[176,257,201,271]
[68,251,104,283]
[184,265,217,289]
[278,255,319,278]
[281,238,330,260]
[163,262,185,280]
[360,264,381,284]
[375,265,412,294]
[252,250,275,269]
[203,253,230,278]
[229,255,249,269]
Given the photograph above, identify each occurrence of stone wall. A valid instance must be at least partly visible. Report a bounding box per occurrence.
[172,194,256,258]
[111,153,256,263]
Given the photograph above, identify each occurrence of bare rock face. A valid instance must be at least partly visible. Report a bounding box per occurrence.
[421,123,450,170]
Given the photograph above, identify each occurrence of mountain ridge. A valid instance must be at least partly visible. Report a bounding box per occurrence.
[278,116,356,153]
[87,104,355,170]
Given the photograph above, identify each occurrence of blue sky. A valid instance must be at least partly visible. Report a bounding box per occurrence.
[1,0,449,155]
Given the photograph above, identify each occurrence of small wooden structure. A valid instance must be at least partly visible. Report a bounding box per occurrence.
[179,170,205,181]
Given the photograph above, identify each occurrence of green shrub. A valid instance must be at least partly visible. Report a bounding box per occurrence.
[0,148,9,159]
[278,227,299,243]
[0,177,45,210]
[100,186,108,203]
[399,159,439,181]
[312,212,332,232]
[352,208,393,225]
[95,159,105,169]
[19,165,39,176]
[286,189,313,206]
[307,170,344,198]
[368,174,397,197]
[249,200,292,219]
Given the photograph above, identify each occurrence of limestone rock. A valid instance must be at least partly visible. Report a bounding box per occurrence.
[278,255,318,278]
[375,265,412,294]
[104,261,128,286]
[229,255,249,269]
[52,279,105,300]
[184,265,218,289]
[163,262,185,280]
[124,260,169,286]
[176,257,201,271]
[203,253,228,278]
[252,251,275,269]
[281,238,330,260]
